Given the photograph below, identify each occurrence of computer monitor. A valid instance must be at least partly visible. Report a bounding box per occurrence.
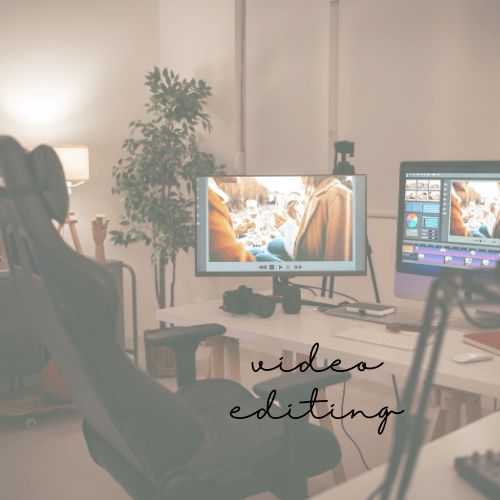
[195,174,367,280]
[395,161,500,306]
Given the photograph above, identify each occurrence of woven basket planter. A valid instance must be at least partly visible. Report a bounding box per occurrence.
[144,329,176,378]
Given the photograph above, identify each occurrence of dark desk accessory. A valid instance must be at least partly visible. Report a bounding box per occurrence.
[454,450,500,499]
[272,276,351,311]
[282,285,301,314]
[369,267,500,500]
[321,141,380,303]
[221,285,276,318]
[345,302,396,317]
[324,304,425,326]
[385,322,438,333]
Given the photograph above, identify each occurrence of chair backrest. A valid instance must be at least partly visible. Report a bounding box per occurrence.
[0,136,204,484]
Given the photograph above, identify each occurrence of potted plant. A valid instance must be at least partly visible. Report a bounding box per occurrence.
[110,66,225,376]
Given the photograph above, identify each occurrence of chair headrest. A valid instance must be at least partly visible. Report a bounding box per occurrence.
[0,137,69,225]
[26,145,69,224]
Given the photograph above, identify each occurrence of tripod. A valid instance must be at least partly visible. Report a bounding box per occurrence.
[321,141,380,303]
[56,211,83,255]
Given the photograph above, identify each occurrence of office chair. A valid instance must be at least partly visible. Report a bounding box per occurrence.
[0,136,350,500]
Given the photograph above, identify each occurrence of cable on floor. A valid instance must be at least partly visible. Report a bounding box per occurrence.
[341,380,371,471]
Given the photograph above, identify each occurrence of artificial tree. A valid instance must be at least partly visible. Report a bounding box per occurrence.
[110,66,224,329]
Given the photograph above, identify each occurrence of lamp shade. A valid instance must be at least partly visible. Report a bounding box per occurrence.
[53,146,89,182]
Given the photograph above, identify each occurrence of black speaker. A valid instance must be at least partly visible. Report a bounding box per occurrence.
[282,286,302,314]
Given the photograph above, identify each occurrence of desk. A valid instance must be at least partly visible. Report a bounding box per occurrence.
[310,410,500,499]
[157,297,500,398]
[157,297,500,484]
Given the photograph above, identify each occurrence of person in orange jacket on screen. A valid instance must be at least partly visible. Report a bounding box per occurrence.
[208,177,256,262]
[450,182,472,237]
[294,176,353,262]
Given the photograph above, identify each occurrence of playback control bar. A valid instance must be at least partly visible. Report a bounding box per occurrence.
[258,264,304,271]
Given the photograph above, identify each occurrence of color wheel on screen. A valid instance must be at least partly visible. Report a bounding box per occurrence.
[406,213,418,228]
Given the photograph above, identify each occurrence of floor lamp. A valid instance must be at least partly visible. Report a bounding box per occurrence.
[53,146,89,255]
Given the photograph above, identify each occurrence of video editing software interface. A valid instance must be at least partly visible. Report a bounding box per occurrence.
[400,168,500,276]
[196,175,367,276]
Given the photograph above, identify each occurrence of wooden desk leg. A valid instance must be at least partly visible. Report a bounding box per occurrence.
[211,336,225,379]
[429,387,441,408]
[200,339,212,379]
[202,336,226,380]
[464,392,482,424]
[442,389,462,435]
[226,338,241,384]
[296,353,347,485]
[431,388,462,441]
[205,357,212,379]
[281,350,294,374]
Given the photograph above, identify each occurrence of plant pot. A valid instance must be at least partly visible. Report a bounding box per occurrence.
[144,328,176,378]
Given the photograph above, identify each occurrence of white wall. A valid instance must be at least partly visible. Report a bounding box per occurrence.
[338,0,500,214]
[0,0,161,336]
[334,0,500,309]
[246,0,331,174]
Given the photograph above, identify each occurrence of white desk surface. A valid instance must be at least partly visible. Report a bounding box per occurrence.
[312,410,500,499]
[157,296,500,398]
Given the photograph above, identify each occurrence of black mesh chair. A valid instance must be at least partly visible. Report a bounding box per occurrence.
[0,136,350,500]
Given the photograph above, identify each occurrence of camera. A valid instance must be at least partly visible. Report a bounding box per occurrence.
[222,285,276,318]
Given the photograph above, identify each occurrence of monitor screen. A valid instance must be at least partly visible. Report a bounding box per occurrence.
[195,174,367,276]
[396,162,500,288]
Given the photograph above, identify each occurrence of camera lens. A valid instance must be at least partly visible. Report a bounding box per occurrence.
[247,293,276,318]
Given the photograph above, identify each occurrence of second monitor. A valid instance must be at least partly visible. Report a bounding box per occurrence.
[196,174,367,277]
[395,161,500,304]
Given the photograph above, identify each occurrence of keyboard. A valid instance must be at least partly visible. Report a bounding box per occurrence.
[332,327,434,351]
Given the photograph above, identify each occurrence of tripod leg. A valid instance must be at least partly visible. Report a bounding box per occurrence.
[366,237,380,303]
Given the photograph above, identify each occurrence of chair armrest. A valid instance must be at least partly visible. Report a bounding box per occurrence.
[144,324,226,389]
[253,369,351,402]
[144,323,226,347]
